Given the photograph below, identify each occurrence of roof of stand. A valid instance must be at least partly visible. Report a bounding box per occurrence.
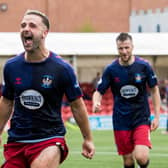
[0,32,168,56]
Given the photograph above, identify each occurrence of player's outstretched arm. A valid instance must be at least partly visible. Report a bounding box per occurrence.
[0,96,14,145]
[150,85,161,131]
[70,97,95,159]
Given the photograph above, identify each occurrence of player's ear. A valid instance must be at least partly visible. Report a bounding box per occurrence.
[132,44,134,50]
[42,29,48,39]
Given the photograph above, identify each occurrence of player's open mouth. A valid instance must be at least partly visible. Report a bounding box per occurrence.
[23,36,33,46]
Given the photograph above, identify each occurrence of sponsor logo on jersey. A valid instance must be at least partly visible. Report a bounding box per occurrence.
[20,89,44,110]
[41,75,53,88]
[120,85,139,99]
[15,77,22,84]
[97,78,102,85]
[151,74,157,79]
[114,77,120,83]
[74,80,80,88]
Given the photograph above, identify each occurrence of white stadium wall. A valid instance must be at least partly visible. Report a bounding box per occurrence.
[130,8,168,32]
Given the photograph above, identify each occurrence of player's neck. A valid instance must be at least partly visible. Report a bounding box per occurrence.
[119,55,135,66]
[25,48,50,63]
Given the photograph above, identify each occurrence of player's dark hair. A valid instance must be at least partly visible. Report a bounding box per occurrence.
[116,32,132,42]
[24,9,50,30]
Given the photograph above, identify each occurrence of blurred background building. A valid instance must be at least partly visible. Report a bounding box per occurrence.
[0,0,130,32]
[1,0,168,32]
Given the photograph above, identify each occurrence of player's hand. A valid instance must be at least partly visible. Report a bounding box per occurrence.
[92,102,101,113]
[151,117,159,131]
[81,140,95,159]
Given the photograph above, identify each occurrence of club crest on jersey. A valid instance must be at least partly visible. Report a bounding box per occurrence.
[135,73,142,83]
[41,75,53,88]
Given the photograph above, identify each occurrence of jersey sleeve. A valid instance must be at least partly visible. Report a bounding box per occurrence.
[146,63,158,88]
[2,63,15,100]
[97,66,111,95]
[62,64,82,102]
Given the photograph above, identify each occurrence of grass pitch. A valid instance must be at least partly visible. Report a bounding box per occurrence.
[0,126,168,168]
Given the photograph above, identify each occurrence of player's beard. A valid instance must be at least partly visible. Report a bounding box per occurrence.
[120,54,132,65]
[22,36,41,53]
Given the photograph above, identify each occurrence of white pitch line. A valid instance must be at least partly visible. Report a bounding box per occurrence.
[70,151,168,157]
[0,149,168,157]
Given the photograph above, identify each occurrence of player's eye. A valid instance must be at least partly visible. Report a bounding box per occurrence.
[20,23,26,28]
[29,23,37,28]
[125,46,130,50]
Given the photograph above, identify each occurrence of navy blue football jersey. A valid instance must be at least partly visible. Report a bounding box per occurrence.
[97,56,158,130]
[2,52,82,142]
